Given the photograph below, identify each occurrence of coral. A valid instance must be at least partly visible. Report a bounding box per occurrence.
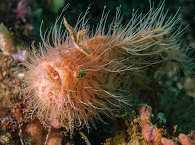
[161,132,195,145]
[161,138,177,145]
[13,0,29,21]
[0,23,27,62]
[178,133,194,145]
[139,105,162,145]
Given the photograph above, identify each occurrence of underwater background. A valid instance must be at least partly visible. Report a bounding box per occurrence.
[0,0,195,145]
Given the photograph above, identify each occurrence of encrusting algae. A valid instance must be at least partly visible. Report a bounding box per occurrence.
[22,2,188,136]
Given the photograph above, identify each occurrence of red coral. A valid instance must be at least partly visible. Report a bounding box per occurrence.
[139,105,162,145]
[139,105,152,122]
[161,138,177,145]
[179,133,194,145]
